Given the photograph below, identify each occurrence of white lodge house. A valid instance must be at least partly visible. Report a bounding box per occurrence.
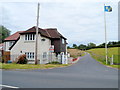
[4,26,67,64]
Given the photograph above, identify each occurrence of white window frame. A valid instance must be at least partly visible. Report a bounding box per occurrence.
[43,52,47,59]
[25,52,35,59]
[25,34,35,41]
[62,38,65,44]
[9,41,14,47]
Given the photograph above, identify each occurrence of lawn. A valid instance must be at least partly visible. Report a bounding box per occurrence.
[0,63,70,70]
[87,47,120,69]
[67,49,85,58]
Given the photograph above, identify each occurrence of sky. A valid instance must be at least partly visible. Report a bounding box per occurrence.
[0,0,119,46]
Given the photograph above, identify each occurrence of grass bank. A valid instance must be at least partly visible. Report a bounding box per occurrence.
[0,63,70,70]
[87,47,120,69]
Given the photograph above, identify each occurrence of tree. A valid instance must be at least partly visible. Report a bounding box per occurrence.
[108,41,113,45]
[87,42,96,49]
[0,25,11,43]
[97,43,105,48]
[118,41,120,44]
[78,44,87,50]
[72,44,77,49]
[67,46,71,49]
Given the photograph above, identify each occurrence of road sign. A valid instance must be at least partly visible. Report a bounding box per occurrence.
[49,45,54,52]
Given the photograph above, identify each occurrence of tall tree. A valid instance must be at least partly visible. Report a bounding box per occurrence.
[78,44,87,50]
[72,44,77,48]
[67,46,71,49]
[0,25,11,43]
[87,42,96,49]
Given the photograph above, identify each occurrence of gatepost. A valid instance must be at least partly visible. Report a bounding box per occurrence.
[61,52,65,64]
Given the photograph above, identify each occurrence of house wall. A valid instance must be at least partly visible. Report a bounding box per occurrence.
[38,35,51,64]
[51,39,60,54]
[52,38,67,55]
[4,42,10,51]
[11,34,51,64]
[4,41,15,51]
[60,38,67,54]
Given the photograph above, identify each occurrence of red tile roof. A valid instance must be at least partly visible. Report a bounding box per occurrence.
[4,31,24,41]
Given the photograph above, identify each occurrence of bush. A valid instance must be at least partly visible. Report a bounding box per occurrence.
[16,54,28,64]
[48,61,60,64]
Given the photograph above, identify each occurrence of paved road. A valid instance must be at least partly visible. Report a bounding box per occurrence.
[2,53,118,88]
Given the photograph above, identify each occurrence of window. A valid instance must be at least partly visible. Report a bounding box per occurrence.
[25,34,35,41]
[43,52,47,59]
[25,52,34,59]
[62,38,65,44]
[9,41,14,47]
[41,39,45,41]
[25,35,27,40]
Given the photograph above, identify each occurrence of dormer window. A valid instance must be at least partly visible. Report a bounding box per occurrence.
[25,34,35,41]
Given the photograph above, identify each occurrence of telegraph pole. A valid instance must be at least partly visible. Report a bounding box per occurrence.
[104,4,108,64]
[35,3,40,65]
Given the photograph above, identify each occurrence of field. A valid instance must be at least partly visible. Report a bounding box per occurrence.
[87,47,120,68]
[67,49,85,58]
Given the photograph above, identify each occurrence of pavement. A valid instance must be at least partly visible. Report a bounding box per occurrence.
[1,53,118,88]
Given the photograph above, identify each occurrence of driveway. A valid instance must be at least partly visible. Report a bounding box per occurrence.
[1,53,118,88]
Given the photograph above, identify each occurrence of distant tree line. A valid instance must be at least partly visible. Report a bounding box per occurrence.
[0,25,11,43]
[67,41,120,50]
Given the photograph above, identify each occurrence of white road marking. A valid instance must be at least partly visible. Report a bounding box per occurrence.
[0,84,19,88]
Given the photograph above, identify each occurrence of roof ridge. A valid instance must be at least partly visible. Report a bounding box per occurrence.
[44,28,57,30]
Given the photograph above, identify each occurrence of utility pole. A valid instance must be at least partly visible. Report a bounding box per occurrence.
[104,4,108,64]
[35,3,40,65]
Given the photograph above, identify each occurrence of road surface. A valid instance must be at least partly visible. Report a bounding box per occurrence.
[1,53,118,88]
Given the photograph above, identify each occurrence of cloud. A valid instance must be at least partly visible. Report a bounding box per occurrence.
[0,1,118,46]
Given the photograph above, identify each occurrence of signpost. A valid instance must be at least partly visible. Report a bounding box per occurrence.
[49,45,54,53]
[49,45,54,62]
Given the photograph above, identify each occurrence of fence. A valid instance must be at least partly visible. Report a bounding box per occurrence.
[0,53,69,64]
[88,51,120,65]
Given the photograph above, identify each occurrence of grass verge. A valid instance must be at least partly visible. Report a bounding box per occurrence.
[87,47,120,69]
[0,63,70,70]
[89,54,120,69]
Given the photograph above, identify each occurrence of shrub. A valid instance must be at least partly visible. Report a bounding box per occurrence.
[48,61,60,64]
[16,54,28,64]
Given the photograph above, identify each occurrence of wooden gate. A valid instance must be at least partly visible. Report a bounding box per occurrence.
[3,51,10,63]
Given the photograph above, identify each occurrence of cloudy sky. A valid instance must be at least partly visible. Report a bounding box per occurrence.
[0,0,119,46]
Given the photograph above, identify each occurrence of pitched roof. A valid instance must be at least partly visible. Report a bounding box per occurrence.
[20,26,51,38]
[20,26,67,39]
[4,31,24,41]
[45,28,66,39]
[4,26,67,42]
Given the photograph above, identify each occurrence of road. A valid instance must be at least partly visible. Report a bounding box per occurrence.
[2,53,118,88]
